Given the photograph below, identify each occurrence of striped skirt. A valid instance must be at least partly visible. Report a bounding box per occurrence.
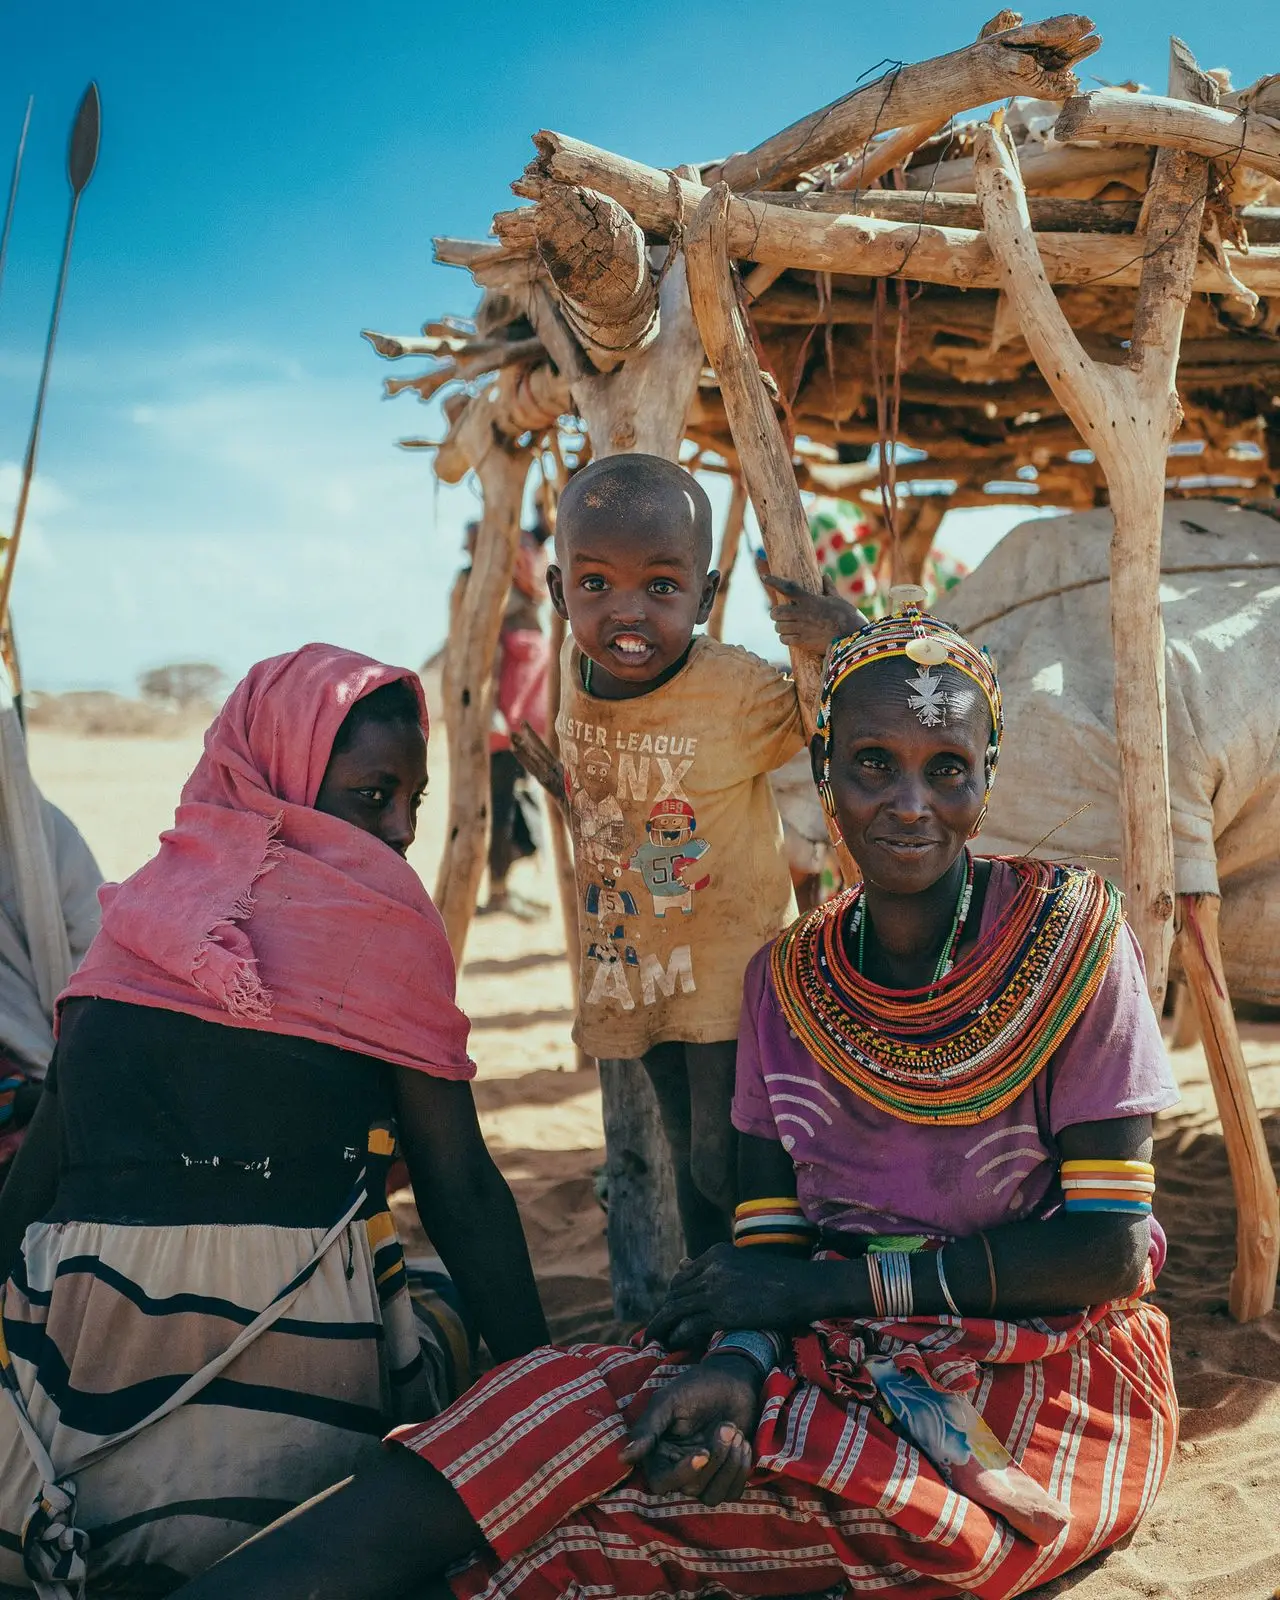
[0,1209,468,1593]
[392,1295,1176,1600]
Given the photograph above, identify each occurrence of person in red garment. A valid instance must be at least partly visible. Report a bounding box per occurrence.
[175,599,1179,1600]
[0,644,547,1594]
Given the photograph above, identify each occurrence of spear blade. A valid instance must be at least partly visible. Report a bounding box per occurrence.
[67,82,100,196]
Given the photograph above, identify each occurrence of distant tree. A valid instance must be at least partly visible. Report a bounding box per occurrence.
[138,661,225,709]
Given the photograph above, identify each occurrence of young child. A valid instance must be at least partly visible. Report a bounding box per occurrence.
[548,453,805,1253]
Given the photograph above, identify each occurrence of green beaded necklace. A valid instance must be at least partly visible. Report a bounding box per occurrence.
[852,850,975,986]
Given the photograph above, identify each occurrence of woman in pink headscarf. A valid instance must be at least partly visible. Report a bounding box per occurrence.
[0,644,548,1596]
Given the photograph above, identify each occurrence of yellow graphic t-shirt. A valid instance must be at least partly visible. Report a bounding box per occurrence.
[557,636,806,1058]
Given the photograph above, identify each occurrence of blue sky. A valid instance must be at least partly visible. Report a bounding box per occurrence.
[0,1,1269,691]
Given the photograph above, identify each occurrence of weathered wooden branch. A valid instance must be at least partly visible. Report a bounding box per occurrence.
[685,182,856,877]
[493,360,573,435]
[892,494,950,587]
[525,185,659,369]
[432,392,533,959]
[433,236,511,269]
[1056,86,1280,182]
[362,330,478,359]
[528,247,704,457]
[829,116,952,192]
[751,281,996,336]
[759,187,1148,232]
[973,47,1212,1005]
[706,474,749,640]
[511,721,567,815]
[522,134,1280,294]
[539,610,588,1075]
[905,139,1148,194]
[599,1058,684,1323]
[705,13,1100,191]
[1177,894,1280,1320]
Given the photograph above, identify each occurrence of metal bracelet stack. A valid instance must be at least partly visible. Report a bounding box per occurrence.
[866,1250,914,1319]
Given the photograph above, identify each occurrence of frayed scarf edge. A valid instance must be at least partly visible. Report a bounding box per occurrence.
[191,814,285,1019]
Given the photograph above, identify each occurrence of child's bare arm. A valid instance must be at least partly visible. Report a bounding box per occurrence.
[762,573,867,652]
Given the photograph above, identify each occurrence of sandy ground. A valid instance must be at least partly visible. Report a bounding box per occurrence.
[27,728,1280,1598]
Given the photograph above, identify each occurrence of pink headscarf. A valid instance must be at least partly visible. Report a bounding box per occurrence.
[60,643,473,1079]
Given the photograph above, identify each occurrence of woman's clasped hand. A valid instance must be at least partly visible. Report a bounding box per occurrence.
[622,1356,761,1505]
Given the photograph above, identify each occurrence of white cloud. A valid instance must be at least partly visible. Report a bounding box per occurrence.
[7,344,476,692]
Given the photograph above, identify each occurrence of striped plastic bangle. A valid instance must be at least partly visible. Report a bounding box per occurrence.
[1061,1159,1155,1216]
[734,1196,818,1251]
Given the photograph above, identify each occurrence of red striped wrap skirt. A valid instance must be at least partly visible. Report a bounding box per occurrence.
[390,1294,1175,1600]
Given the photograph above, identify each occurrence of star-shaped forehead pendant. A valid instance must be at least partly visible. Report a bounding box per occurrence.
[906,667,948,727]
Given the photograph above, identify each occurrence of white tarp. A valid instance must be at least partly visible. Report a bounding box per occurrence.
[945,500,1280,1003]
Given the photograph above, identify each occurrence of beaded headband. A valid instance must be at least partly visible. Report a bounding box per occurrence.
[816,585,1004,835]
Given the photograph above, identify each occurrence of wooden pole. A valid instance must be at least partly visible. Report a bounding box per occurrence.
[972,40,1214,1006]
[1056,85,1280,183]
[1176,895,1279,1320]
[521,133,1278,298]
[892,494,949,588]
[432,392,533,960]
[684,182,856,880]
[523,237,704,1317]
[542,609,592,1071]
[829,116,950,192]
[684,187,821,728]
[598,1059,683,1324]
[706,474,748,641]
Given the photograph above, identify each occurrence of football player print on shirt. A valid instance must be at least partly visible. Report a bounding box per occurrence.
[626,797,711,917]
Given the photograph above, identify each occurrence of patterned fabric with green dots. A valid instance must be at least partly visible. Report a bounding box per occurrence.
[809,499,967,618]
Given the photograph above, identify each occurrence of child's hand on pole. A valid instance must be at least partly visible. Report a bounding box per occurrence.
[762,573,868,652]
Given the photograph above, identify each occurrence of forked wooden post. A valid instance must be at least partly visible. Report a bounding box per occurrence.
[973,43,1279,1320]
[1176,895,1279,1320]
[684,183,857,883]
[972,45,1214,1007]
[433,391,533,959]
[524,232,702,1316]
[706,474,748,641]
[892,496,949,589]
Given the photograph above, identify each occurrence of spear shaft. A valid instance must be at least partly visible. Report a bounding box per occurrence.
[0,196,81,634]
[0,96,33,307]
[0,85,100,656]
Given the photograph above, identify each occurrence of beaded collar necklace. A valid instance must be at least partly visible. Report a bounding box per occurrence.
[770,859,1123,1126]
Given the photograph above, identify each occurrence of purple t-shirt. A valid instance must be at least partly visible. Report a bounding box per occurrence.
[732,861,1179,1251]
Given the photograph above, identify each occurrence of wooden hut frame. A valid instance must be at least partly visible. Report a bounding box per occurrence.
[369,12,1280,1322]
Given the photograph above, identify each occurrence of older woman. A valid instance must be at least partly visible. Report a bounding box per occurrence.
[177,601,1178,1600]
[0,644,547,1594]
